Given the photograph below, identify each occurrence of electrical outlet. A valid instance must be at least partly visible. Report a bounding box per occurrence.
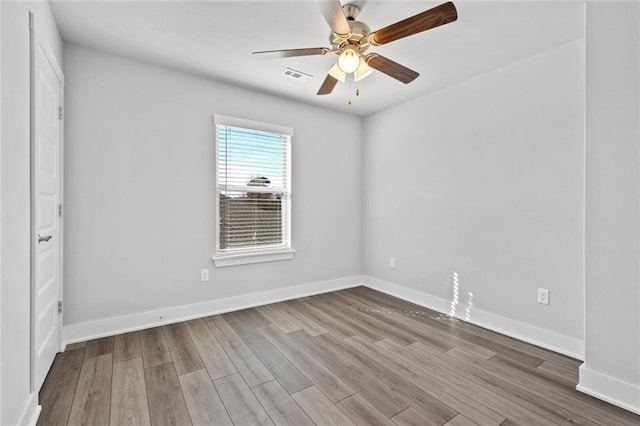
[389,257,395,268]
[200,269,209,282]
[537,288,550,305]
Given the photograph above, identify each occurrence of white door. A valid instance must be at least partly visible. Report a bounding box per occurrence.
[31,19,64,392]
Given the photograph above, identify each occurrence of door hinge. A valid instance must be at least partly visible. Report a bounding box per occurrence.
[58,301,63,314]
[58,203,63,217]
[58,106,63,120]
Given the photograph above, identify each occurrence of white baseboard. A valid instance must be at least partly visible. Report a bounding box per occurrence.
[362,275,585,360]
[64,274,585,361]
[577,364,640,415]
[63,275,364,346]
[16,392,40,426]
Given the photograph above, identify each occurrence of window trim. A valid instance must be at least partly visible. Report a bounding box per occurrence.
[212,248,296,268]
[212,115,294,267]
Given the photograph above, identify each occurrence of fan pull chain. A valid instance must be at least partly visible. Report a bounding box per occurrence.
[348,77,352,105]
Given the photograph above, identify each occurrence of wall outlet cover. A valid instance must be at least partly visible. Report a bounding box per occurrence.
[537,288,550,305]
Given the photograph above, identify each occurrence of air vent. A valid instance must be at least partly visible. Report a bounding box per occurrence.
[281,68,313,82]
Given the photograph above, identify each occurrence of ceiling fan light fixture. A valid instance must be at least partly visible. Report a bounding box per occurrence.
[337,47,360,74]
[354,59,373,81]
[328,62,346,82]
[253,1,458,97]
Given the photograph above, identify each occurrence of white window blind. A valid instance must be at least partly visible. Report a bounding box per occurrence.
[215,116,292,256]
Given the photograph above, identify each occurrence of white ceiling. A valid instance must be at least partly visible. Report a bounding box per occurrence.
[49,1,584,116]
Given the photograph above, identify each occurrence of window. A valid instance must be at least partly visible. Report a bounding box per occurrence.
[213,115,294,267]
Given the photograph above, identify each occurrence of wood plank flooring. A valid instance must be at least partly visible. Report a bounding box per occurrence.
[38,287,640,426]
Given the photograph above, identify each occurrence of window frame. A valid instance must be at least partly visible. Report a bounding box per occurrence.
[212,114,295,267]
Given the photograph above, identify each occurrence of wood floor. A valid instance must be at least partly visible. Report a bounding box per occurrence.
[38,287,640,426]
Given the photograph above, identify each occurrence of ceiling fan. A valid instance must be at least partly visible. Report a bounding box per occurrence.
[252,0,458,99]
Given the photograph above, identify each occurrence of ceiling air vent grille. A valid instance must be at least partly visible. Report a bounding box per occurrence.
[281,68,313,82]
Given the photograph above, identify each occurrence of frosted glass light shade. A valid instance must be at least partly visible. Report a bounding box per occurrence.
[337,48,360,74]
[328,62,346,82]
[354,59,373,81]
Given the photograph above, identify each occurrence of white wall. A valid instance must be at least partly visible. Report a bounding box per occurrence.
[579,2,640,414]
[63,45,362,326]
[0,1,63,424]
[363,39,585,344]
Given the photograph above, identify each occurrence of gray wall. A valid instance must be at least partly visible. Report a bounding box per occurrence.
[583,0,640,394]
[0,2,63,424]
[3,2,639,418]
[63,45,362,325]
[362,39,585,341]
[0,3,3,421]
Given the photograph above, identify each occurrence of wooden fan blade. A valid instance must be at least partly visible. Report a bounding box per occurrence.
[369,1,457,46]
[252,47,330,59]
[317,74,339,95]
[365,54,419,84]
[318,0,351,37]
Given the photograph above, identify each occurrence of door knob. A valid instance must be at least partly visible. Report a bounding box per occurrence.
[38,234,52,243]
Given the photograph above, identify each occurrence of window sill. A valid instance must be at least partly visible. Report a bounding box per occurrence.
[212,248,295,268]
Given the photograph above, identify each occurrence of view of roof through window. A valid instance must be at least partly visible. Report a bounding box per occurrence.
[217,125,286,190]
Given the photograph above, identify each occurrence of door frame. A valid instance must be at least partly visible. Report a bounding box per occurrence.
[29,11,65,393]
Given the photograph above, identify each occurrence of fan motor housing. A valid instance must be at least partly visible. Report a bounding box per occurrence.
[329,20,371,51]
[329,3,370,51]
